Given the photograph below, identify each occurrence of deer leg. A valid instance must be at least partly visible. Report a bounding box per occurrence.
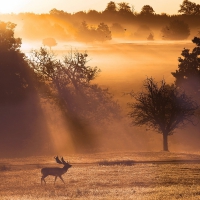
[41,175,47,185]
[59,175,65,184]
[54,176,57,185]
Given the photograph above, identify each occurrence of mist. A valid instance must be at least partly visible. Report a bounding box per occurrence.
[17,40,198,156]
[1,5,200,157]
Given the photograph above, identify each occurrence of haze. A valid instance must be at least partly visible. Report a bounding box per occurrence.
[0,0,200,157]
[1,0,200,15]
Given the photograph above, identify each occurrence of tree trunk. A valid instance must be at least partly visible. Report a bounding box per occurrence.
[162,132,169,151]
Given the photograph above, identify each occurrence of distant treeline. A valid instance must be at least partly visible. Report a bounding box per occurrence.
[1,0,200,42]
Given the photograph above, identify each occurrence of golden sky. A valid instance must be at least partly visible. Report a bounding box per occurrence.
[0,0,200,15]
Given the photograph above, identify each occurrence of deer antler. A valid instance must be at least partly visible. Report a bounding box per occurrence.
[54,156,63,164]
[61,157,68,164]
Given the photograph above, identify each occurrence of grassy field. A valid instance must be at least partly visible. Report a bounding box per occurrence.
[1,152,200,199]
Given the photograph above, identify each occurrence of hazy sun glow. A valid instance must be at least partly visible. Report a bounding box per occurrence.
[0,0,30,14]
[0,0,200,15]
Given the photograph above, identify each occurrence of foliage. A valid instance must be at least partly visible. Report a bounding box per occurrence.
[0,21,34,104]
[76,21,112,43]
[1,3,200,42]
[134,25,152,40]
[29,48,120,124]
[178,0,200,15]
[161,20,190,40]
[127,77,198,151]
[42,38,57,50]
[0,21,21,52]
[140,5,155,15]
[96,22,112,42]
[117,2,133,18]
[118,2,132,13]
[147,33,154,40]
[110,23,125,37]
[0,21,51,157]
[104,1,117,12]
[172,37,200,99]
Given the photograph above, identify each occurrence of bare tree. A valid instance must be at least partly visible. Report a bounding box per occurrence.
[127,77,198,151]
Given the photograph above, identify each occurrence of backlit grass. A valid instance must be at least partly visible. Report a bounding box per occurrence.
[1,152,200,199]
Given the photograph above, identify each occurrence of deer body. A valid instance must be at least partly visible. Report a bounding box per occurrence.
[41,157,72,185]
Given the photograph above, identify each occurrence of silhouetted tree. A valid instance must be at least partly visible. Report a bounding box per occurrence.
[128,78,198,151]
[29,48,121,151]
[172,37,200,100]
[104,1,117,12]
[96,22,112,42]
[87,10,101,20]
[75,21,96,43]
[29,48,120,123]
[0,21,51,157]
[118,2,132,13]
[0,22,21,51]
[134,25,152,40]
[147,33,154,40]
[140,5,155,15]
[117,2,134,19]
[76,21,111,43]
[178,0,200,15]
[0,21,33,104]
[42,38,57,50]
[110,23,125,37]
[49,8,71,17]
[161,20,190,40]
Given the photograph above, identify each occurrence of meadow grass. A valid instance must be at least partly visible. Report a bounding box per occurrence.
[1,152,200,199]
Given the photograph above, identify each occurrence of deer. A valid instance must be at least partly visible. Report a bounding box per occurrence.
[41,156,72,185]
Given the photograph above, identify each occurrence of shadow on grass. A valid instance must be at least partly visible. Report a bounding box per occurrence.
[98,159,200,166]
[0,164,10,171]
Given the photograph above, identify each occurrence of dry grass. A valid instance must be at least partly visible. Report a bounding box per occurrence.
[1,152,200,199]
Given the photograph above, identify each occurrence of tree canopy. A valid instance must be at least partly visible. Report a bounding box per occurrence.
[178,0,200,15]
[76,21,112,43]
[172,37,200,99]
[29,48,120,124]
[0,21,34,104]
[140,5,155,15]
[104,1,117,12]
[161,20,190,40]
[42,38,57,50]
[0,21,50,157]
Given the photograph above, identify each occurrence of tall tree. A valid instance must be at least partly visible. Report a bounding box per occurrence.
[104,1,117,12]
[161,20,190,40]
[0,21,34,104]
[29,48,121,151]
[96,22,112,42]
[75,21,96,43]
[140,5,155,15]
[127,78,198,151]
[178,0,200,15]
[0,21,50,157]
[172,37,200,100]
[118,2,132,15]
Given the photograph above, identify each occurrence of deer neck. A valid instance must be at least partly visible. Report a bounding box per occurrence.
[63,165,69,172]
